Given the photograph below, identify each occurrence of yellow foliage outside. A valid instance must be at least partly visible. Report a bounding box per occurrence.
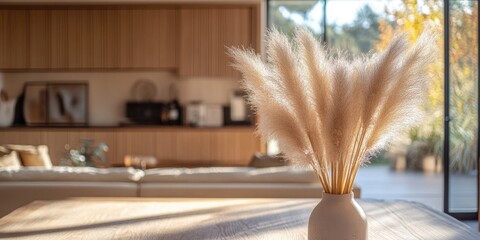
[375,0,478,172]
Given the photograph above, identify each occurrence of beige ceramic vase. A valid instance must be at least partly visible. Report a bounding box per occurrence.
[308,192,367,240]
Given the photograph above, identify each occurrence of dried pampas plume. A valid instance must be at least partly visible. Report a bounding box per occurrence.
[229,28,436,194]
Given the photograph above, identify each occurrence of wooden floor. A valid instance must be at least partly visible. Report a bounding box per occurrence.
[355,166,444,210]
[355,165,478,230]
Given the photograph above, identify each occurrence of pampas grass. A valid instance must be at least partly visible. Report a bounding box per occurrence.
[229,28,436,194]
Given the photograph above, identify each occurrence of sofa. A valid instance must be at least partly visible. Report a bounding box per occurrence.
[0,166,361,218]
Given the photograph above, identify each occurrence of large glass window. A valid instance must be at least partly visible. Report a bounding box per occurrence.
[268,0,479,218]
[448,0,478,213]
[268,1,325,38]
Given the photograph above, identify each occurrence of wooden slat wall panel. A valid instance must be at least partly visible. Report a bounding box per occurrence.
[155,131,177,164]
[178,6,256,78]
[158,8,177,69]
[67,9,94,69]
[131,9,155,68]
[178,8,194,75]
[105,9,120,68]
[0,5,257,71]
[210,130,259,166]
[116,130,156,164]
[50,9,68,68]
[0,128,260,167]
[29,9,51,69]
[92,9,108,68]
[130,8,177,69]
[221,8,251,77]
[175,130,211,165]
[0,10,7,68]
[208,8,220,75]
[45,130,70,165]
[179,8,211,76]
[118,8,132,68]
[196,9,210,76]
[0,131,46,146]
[6,9,28,69]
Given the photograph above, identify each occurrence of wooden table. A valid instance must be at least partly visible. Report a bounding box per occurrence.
[0,198,478,240]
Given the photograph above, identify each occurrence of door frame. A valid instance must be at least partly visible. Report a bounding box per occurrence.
[443,0,479,220]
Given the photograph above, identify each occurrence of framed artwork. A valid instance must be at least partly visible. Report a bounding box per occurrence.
[24,83,48,125]
[24,82,88,126]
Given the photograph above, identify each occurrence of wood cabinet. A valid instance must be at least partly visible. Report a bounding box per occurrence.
[0,9,29,69]
[0,127,261,167]
[130,8,177,69]
[178,6,258,77]
[211,130,260,166]
[176,130,212,165]
[0,6,178,70]
[0,4,259,74]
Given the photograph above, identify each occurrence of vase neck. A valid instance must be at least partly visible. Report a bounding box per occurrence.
[322,192,354,201]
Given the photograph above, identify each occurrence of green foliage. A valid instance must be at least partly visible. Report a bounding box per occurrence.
[368,150,390,166]
[64,139,109,167]
[328,5,381,54]
[269,1,321,38]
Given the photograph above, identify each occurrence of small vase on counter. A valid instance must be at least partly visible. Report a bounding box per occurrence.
[0,91,16,127]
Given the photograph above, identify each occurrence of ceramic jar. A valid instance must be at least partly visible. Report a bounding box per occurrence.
[308,192,367,240]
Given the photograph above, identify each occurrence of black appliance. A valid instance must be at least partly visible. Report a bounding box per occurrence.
[126,102,163,124]
[223,106,253,126]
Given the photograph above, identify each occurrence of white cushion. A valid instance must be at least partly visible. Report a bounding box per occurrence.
[141,166,318,183]
[0,147,21,168]
[4,145,52,168]
[0,166,144,182]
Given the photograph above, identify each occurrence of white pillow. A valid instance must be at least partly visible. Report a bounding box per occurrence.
[0,147,21,168]
[4,145,52,168]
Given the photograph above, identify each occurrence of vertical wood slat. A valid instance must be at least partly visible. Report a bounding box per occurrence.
[0,128,260,167]
[67,9,95,69]
[50,9,68,69]
[45,130,70,165]
[0,5,257,71]
[178,8,194,75]
[175,130,212,165]
[115,130,157,165]
[178,6,256,78]
[29,9,51,69]
[210,130,260,166]
[197,9,210,76]
[159,8,177,69]
[0,9,8,68]
[128,8,177,69]
[155,131,177,164]
[1,9,29,69]
[220,8,251,78]
[118,8,132,68]
[26,6,177,70]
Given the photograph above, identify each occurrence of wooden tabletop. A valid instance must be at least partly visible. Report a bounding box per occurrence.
[0,198,478,240]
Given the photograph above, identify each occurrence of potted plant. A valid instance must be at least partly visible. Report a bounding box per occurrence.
[63,139,108,167]
[230,28,435,239]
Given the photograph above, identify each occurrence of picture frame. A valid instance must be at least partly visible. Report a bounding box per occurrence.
[23,82,89,126]
[24,82,48,126]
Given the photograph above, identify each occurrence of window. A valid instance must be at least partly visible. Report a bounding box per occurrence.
[268,0,479,219]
